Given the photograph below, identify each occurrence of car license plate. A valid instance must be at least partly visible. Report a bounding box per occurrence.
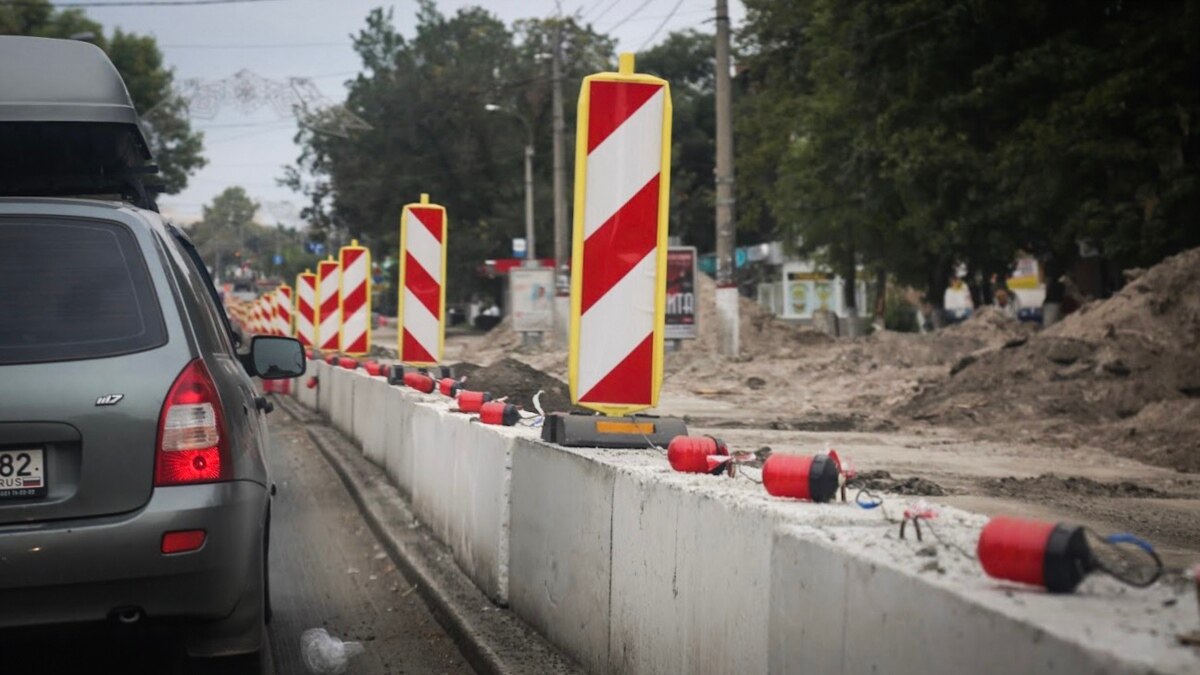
[0,449,47,499]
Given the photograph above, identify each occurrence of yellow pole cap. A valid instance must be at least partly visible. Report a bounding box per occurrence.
[618,52,635,75]
[420,193,430,204]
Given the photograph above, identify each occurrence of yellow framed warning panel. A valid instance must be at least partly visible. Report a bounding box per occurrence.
[568,52,673,417]
[396,193,448,367]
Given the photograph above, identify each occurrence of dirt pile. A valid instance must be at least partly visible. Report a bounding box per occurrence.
[854,470,947,496]
[449,357,577,414]
[900,247,1200,472]
[980,474,1164,499]
[676,272,832,364]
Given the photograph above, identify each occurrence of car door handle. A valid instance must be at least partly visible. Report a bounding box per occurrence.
[254,396,274,414]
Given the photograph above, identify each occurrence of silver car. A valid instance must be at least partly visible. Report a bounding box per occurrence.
[0,36,304,663]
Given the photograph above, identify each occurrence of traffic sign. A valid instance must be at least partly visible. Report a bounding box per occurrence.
[568,53,672,416]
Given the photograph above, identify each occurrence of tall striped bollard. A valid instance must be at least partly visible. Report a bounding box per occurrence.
[541,52,687,449]
[338,240,371,357]
[569,52,672,416]
[295,270,317,348]
[317,256,341,352]
[274,284,292,337]
[397,194,446,366]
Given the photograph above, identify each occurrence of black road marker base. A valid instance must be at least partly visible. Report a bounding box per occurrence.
[541,413,688,449]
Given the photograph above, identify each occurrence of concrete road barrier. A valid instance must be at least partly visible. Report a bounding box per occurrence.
[291,359,1195,675]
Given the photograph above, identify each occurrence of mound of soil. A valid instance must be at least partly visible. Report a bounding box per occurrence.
[980,474,1164,499]
[854,470,947,496]
[675,272,833,365]
[899,247,1200,472]
[449,357,577,414]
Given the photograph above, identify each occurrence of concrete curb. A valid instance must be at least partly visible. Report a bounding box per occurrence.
[274,395,582,675]
[289,362,1199,675]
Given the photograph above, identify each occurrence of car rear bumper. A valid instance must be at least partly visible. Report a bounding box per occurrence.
[0,480,267,629]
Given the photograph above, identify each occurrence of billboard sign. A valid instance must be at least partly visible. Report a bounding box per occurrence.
[511,267,555,333]
[665,246,697,339]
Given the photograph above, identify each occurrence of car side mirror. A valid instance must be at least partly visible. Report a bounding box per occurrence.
[245,336,306,380]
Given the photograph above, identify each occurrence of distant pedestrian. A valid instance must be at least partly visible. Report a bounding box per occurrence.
[994,288,1020,318]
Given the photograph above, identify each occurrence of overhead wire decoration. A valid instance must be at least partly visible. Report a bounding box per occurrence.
[141,69,370,139]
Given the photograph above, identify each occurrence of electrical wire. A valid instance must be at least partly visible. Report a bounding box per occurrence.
[606,0,655,32]
[637,0,686,51]
[0,0,284,6]
[162,41,345,49]
[1089,530,1164,588]
[589,0,624,23]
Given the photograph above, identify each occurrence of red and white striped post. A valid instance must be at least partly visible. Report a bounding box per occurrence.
[255,295,270,335]
[568,53,672,416]
[294,270,317,348]
[274,284,292,337]
[338,240,371,357]
[317,257,341,352]
[397,194,447,366]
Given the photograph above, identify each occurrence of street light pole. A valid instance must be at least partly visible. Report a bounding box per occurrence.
[486,103,542,348]
[485,103,536,265]
[523,138,536,269]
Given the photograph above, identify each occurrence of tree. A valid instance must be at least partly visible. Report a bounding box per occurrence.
[188,187,316,282]
[737,0,1200,318]
[639,30,718,251]
[286,1,615,302]
[0,1,206,194]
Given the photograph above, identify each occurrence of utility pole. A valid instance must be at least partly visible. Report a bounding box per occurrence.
[714,0,739,357]
[551,6,570,342]
[552,20,567,278]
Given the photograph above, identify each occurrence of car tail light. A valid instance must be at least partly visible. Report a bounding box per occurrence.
[155,359,231,486]
[162,529,207,554]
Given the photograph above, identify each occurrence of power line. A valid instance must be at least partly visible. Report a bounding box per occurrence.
[0,0,284,6]
[638,0,686,51]
[589,0,624,24]
[606,0,656,32]
[162,41,346,49]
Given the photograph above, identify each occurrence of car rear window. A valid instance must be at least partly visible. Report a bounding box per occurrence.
[0,218,167,364]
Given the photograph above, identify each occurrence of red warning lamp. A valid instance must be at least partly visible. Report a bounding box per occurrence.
[479,401,520,426]
[977,516,1092,593]
[456,390,492,412]
[762,453,841,503]
[667,436,730,474]
[438,378,463,397]
[403,371,435,393]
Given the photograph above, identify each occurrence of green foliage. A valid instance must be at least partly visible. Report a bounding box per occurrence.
[286,2,615,302]
[639,30,717,251]
[738,0,1200,306]
[0,1,206,194]
[189,187,317,282]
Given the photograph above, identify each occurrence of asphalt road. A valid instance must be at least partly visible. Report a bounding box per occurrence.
[1,412,473,675]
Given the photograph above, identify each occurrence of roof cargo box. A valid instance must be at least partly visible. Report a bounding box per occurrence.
[0,36,158,208]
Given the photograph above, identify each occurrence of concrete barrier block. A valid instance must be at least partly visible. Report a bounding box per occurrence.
[353,373,388,461]
[509,440,614,674]
[313,360,333,416]
[328,365,355,437]
[295,359,319,409]
[408,404,514,603]
[768,524,1196,675]
[608,472,770,674]
[380,383,416,495]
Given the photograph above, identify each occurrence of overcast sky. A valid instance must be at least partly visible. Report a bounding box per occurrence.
[76,0,745,225]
